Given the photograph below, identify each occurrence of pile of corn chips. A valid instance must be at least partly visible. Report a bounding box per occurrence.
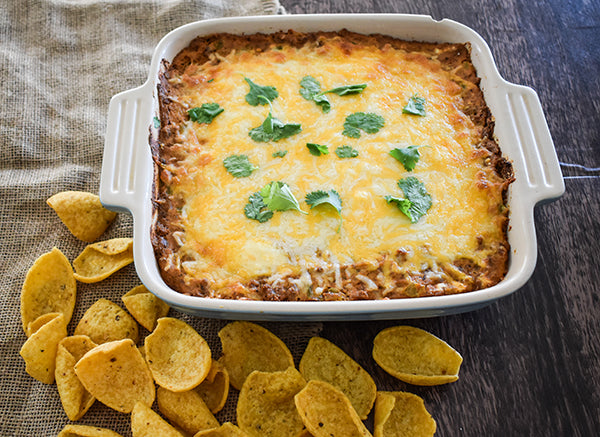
[19,191,464,437]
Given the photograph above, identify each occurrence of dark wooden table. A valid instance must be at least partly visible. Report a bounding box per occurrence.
[279,1,600,435]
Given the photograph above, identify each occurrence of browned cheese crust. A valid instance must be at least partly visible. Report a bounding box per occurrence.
[151,30,514,301]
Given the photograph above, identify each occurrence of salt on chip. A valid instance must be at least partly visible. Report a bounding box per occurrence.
[157,387,219,435]
[237,367,306,437]
[294,380,372,437]
[145,317,212,392]
[131,401,184,437]
[299,336,376,420]
[57,424,124,437]
[193,422,249,437]
[74,298,139,345]
[74,339,155,413]
[372,326,462,385]
[72,237,133,283]
[55,335,98,421]
[21,247,76,333]
[122,284,170,331]
[194,359,229,414]
[218,321,294,390]
[20,312,67,384]
[373,391,437,437]
[47,191,117,243]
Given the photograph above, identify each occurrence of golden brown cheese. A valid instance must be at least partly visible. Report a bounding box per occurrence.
[152,31,513,301]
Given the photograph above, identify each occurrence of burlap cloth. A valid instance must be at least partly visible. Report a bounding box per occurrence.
[0,1,323,435]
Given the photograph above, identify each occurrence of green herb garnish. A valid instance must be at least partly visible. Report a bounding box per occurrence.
[244,77,279,106]
[260,181,306,214]
[300,76,331,113]
[389,145,424,171]
[305,189,343,231]
[188,103,224,124]
[272,150,288,158]
[342,112,385,138]
[223,155,257,178]
[307,143,329,156]
[322,84,367,96]
[402,95,427,116]
[249,96,302,142]
[385,176,432,223]
[335,145,359,159]
[244,192,274,223]
[153,116,160,128]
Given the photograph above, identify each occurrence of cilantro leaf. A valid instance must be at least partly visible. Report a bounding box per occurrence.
[272,150,288,158]
[402,95,426,116]
[244,192,274,223]
[342,112,385,138]
[385,176,432,223]
[335,145,359,159]
[389,145,423,171]
[244,77,279,106]
[188,103,224,124]
[249,112,302,142]
[306,189,343,231]
[300,76,331,113]
[321,83,367,96]
[153,116,161,128]
[307,143,329,156]
[260,181,307,214]
[223,155,257,178]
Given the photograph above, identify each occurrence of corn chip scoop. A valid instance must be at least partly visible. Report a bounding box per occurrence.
[130,401,184,437]
[195,359,230,414]
[55,335,98,421]
[21,247,76,332]
[74,298,139,345]
[144,317,212,392]
[294,380,372,437]
[373,391,437,437]
[237,367,307,437]
[74,339,155,414]
[299,336,376,420]
[73,238,133,283]
[218,321,295,390]
[20,312,67,384]
[372,326,463,385]
[156,387,220,435]
[122,284,170,331]
[192,422,248,437]
[47,191,117,243]
[57,424,124,437]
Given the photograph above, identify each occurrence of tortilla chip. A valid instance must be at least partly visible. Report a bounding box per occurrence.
[294,380,371,437]
[26,312,61,337]
[218,321,294,390]
[299,337,376,420]
[237,367,306,437]
[372,326,463,385]
[145,317,212,392]
[74,339,155,413]
[57,424,124,437]
[192,422,249,437]
[122,284,170,331]
[374,392,437,437]
[131,401,184,437]
[194,359,229,414]
[47,191,117,242]
[20,312,67,384]
[157,387,219,435]
[55,335,98,420]
[20,247,76,332]
[72,237,133,283]
[74,298,139,344]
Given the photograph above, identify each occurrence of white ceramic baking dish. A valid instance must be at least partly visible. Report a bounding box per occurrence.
[100,14,564,321]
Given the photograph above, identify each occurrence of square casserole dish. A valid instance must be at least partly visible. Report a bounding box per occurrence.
[100,14,564,321]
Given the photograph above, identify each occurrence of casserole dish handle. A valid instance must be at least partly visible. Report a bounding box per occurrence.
[501,83,565,203]
[100,84,154,214]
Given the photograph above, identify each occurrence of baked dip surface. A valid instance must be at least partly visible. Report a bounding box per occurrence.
[152,30,514,301]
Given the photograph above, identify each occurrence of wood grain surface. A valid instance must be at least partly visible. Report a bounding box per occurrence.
[279,0,600,435]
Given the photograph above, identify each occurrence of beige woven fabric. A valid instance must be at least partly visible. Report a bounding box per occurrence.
[0,1,323,435]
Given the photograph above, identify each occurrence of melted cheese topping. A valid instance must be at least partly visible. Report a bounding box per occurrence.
[165,38,507,292]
